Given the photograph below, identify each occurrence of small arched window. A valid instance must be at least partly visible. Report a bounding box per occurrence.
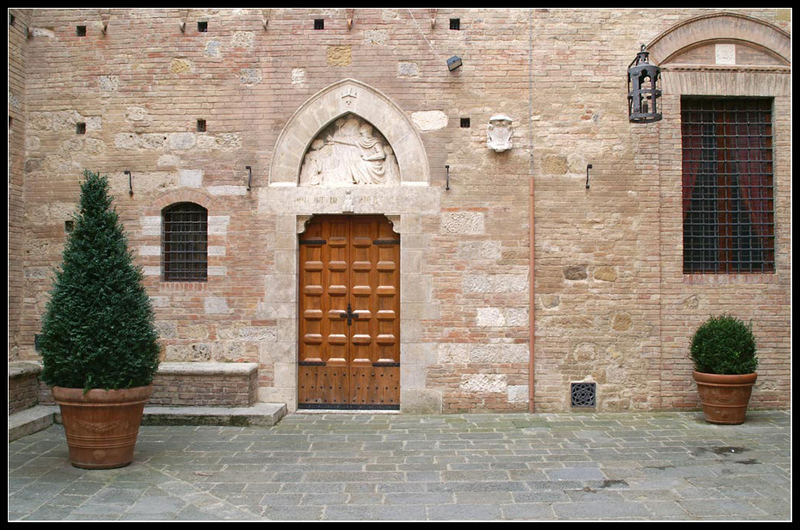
[162,202,207,281]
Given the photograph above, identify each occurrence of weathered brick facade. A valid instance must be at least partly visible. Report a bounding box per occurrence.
[8,8,791,414]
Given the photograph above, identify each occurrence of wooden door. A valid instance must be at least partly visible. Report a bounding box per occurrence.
[298,215,400,409]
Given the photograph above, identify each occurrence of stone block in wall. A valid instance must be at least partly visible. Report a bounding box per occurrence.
[440,211,485,235]
[400,388,443,414]
[411,110,448,131]
[327,45,352,66]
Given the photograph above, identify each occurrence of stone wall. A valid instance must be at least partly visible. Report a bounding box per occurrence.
[9,8,791,413]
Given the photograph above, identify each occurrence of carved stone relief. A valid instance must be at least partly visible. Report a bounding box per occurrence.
[299,114,400,187]
[487,114,513,152]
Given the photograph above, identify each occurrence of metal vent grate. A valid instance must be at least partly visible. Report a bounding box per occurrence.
[571,382,596,408]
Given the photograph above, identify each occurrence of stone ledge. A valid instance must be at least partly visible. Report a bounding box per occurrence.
[10,361,258,377]
[9,361,42,379]
[156,361,258,376]
[141,403,287,427]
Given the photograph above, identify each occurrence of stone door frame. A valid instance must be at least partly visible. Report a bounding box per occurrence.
[259,79,441,413]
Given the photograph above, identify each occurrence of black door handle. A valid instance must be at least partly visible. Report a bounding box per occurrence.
[339,303,359,325]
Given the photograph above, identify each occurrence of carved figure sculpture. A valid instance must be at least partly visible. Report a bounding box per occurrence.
[299,114,399,186]
[298,139,328,185]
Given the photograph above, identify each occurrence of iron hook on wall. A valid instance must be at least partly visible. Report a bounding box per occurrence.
[100,9,110,35]
[585,164,592,189]
[124,170,133,196]
[246,165,252,191]
[445,165,450,191]
[179,9,189,33]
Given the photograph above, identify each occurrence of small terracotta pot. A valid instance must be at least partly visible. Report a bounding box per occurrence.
[52,385,153,469]
[692,371,757,425]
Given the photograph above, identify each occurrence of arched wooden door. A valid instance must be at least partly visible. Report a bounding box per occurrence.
[298,215,400,409]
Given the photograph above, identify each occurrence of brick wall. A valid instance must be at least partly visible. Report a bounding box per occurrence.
[8,9,30,362]
[149,371,258,407]
[529,8,791,412]
[10,8,791,413]
[530,9,665,411]
[9,363,43,415]
[9,374,41,414]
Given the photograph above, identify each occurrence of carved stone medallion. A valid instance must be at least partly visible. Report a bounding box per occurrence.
[487,114,513,152]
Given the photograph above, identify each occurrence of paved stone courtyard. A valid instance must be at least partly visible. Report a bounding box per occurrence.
[8,410,791,521]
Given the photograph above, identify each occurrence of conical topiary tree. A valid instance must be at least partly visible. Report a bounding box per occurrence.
[39,170,160,392]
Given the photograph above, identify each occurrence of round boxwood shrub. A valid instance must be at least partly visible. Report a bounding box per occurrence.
[689,314,758,375]
[39,170,160,392]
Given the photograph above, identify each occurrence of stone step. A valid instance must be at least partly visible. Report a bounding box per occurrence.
[8,405,58,442]
[8,403,288,441]
[141,403,288,427]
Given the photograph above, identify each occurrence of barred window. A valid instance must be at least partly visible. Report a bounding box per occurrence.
[681,97,775,274]
[162,202,207,281]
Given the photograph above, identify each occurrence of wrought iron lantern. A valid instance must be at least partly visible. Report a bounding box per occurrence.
[627,44,662,123]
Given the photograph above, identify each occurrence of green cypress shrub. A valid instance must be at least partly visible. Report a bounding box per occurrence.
[39,170,160,392]
[689,314,758,375]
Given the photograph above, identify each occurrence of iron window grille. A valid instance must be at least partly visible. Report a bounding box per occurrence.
[162,202,208,281]
[681,97,775,274]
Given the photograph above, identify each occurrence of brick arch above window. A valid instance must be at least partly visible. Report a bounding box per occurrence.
[145,188,216,217]
[647,12,791,67]
[162,201,207,216]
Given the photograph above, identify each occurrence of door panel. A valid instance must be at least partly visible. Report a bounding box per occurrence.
[298,215,400,409]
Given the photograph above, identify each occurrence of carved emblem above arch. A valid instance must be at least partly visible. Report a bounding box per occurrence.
[269,79,430,187]
[647,12,791,68]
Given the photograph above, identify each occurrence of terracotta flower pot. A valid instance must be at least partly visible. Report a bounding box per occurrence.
[692,371,757,425]
[52,385,153,469]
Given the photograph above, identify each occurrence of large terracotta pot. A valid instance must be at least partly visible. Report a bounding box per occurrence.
[692,371,757,425]
[52,385,153,469]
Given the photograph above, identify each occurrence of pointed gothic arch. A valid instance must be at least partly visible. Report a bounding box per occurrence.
[269,79,430,187]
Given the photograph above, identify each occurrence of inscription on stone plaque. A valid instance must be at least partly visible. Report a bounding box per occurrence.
[715,43,736,65]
